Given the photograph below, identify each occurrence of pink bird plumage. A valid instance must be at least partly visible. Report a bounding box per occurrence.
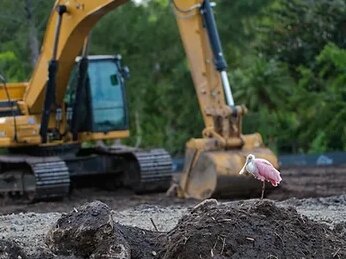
[239,154,282,198]
[252,158,282,186]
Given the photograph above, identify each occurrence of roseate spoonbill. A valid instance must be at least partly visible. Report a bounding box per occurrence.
[239,154,282,199]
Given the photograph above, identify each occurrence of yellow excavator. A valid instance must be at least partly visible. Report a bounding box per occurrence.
[0,0,278,201]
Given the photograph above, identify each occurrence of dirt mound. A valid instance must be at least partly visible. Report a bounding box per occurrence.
[161,199,346,259]
[46,201,163,259]
[46,201,131,258]
[0,240,27,259]
[44,200,346,259]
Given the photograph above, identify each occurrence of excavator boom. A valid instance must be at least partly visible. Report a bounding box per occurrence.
[171,0,279,199]
[24,0,128,114]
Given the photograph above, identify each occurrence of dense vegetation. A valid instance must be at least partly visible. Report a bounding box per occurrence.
[0,0,345,155]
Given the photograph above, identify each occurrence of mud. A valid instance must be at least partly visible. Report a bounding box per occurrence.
[0,240,27,259]
[0,165,346,259]
[0,188,194,216]
[1,166,345,216]
[267,166,346,200]
[161,200,346,259]
[31,201,178,258]
[1,198,346,259]
[47,201,132,258]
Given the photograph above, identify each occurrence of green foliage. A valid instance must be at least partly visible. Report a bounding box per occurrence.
[0,0,345,155]
[216,0,274,68]
[292,43,346,152]
[231,55,292,110]
[250,0,346,153]
[0,51,26,81]
[259,0,346,69]
[0,0,55,80]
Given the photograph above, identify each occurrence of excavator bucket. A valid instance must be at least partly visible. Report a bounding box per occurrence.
[177,133,279,200]
[169,0,280,200]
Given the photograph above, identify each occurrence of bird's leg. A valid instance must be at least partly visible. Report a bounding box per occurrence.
[261,181,265,200]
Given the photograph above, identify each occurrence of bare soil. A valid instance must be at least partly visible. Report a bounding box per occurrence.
[267,166,346,200]
[2,197,346,259]
[1,166,345,216]
[0,166,346,258]
[161,199,346,259]
[0,240,27,259]
[0,188,195,216]
[0,194,346,258]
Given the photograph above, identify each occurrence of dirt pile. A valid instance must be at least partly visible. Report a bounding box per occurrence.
[9,199,344,258]
[46,201,163,259]
[0,240,27,259]
[161,199,346,258]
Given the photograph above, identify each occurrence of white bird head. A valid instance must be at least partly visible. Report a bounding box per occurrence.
[246,154,255,163]
[239,154,256,175]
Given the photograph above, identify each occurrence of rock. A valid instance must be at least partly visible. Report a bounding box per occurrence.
[46,201,130,259]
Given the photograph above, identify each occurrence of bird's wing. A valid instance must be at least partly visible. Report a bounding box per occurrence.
[256,158,274,167]
[255,160,282,186]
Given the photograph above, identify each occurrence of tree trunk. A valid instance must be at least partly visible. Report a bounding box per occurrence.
[25,0,40,67]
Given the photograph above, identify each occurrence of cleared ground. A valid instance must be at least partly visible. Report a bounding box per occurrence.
[0,166,346,258]
[1,192,346,258]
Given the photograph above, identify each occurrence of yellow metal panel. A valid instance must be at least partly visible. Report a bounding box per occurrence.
[0,115,41,147]
[0,83,27,101]
[79,130,130,141]
[24,0,128,113]
[173,0,226,129]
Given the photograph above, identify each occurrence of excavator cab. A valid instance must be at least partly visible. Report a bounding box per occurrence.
[65,55,129,135]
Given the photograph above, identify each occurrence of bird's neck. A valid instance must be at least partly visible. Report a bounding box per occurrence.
[246,161,258,174]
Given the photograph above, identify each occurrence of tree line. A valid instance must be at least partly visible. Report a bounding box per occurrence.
[0,0,345,155]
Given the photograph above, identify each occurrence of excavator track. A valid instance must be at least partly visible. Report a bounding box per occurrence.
[0,156,70,201]
[130,149,173,193]
[28,158,70,199]
[104,146,173,193]
[0,146,173,201]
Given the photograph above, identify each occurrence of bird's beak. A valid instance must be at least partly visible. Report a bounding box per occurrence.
[238,160,248,175]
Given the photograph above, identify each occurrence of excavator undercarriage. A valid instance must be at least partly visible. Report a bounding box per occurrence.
[0,145,172,201]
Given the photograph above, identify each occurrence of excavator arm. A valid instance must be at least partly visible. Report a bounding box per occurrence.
[172,0,245,147]
[24,0,128,113]
[171,0,279,199]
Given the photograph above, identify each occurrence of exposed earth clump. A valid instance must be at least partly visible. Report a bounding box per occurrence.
[0,240,27,259]
[40,200,346,258]
[161,199,346,259]
[46,201,130,258]
[1,196,346,258]
[46,201,163,259]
